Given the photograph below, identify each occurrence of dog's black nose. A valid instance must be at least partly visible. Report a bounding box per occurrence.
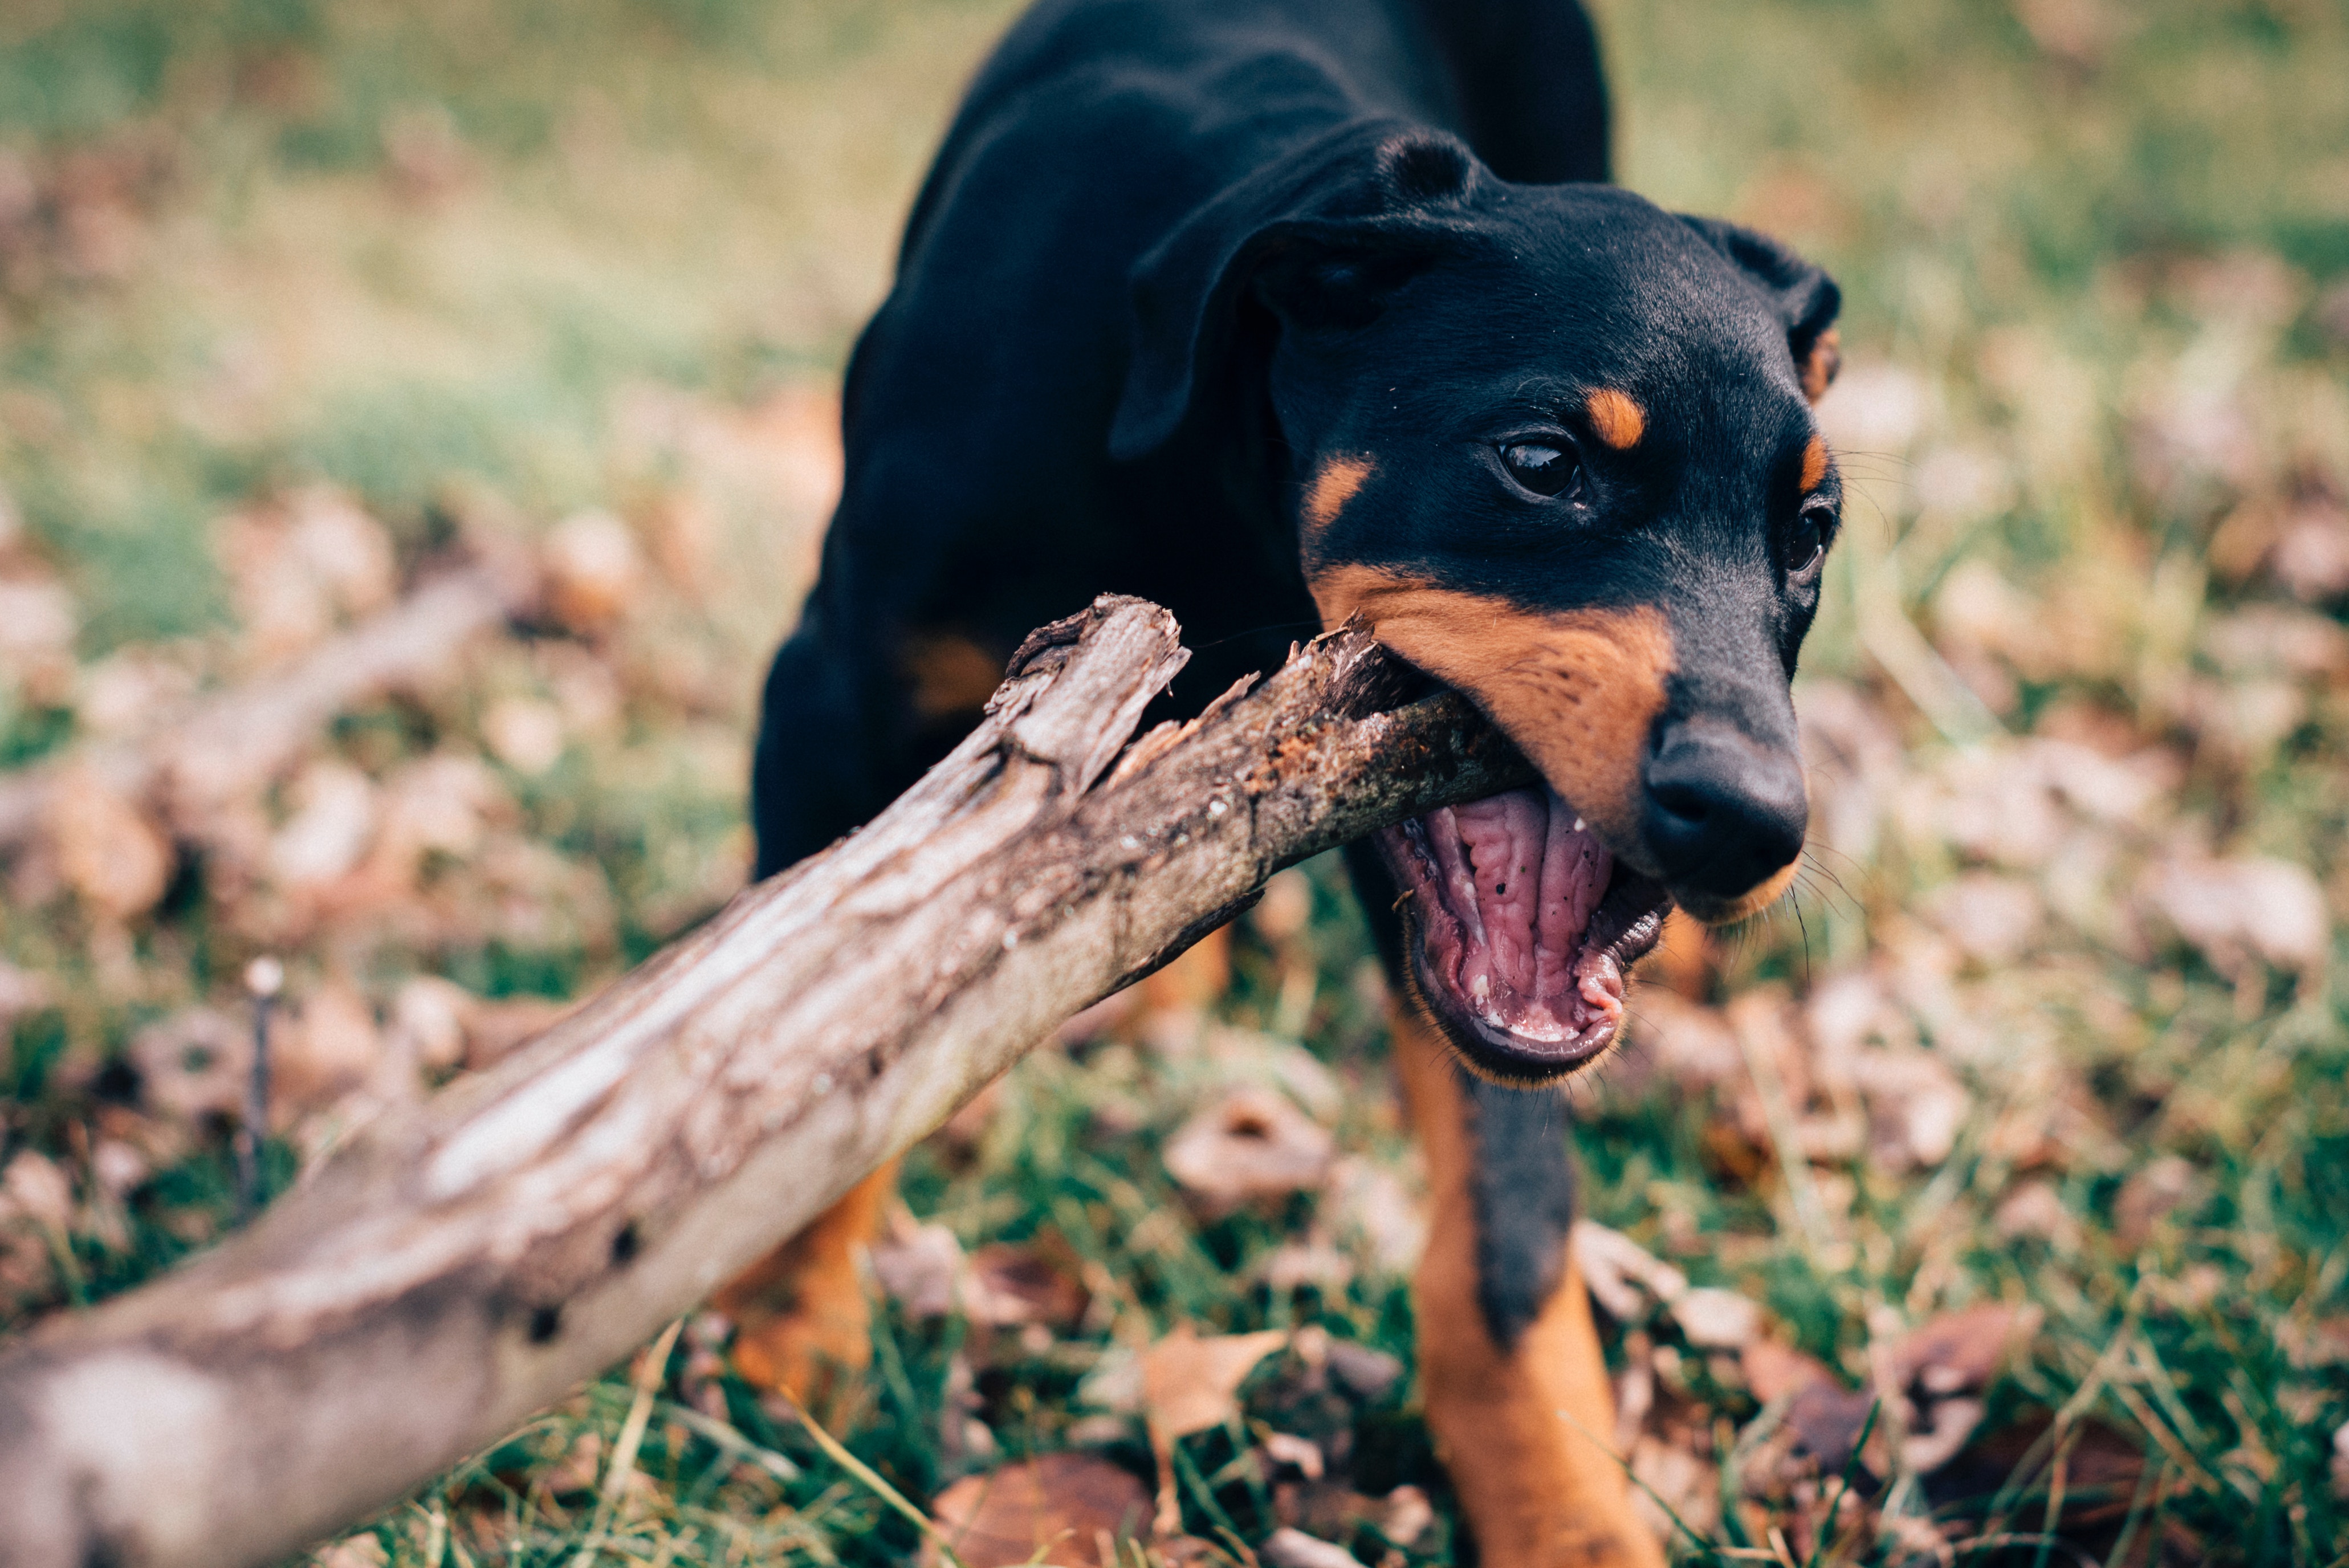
[1641,721,1808,903]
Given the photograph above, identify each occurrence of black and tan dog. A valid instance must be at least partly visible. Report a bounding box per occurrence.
[728,0,1841,1561]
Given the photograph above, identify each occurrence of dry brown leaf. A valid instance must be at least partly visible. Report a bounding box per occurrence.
[1139,1323,1287,1533]
[2113,1154,2206,1245]
[1141,1325,1286,1444]
[870,1211,963,1320]
[1260,1526,1362,1567]
[47,765,173,922]
[387,976,473,1077]
[541,510,644,633]
[128,1008,250,1125]
[1627,1435,1718,1543]
[2141,852,2330,980]
[1616,987,1741,1101]
[1323,1156,1422,1278]
[216,489,396,666]
[0,961,54,1028]
[1672,1286,1761,1350]
[1259,1431,1324,1481]
[1740,1337,1839,1405]
[481,697,567,776]
[2,1150,74,1232]
[270,760,379,891]
[964,1240,1089,1330]
[273,982,385,1115]
[1572,1220,1687,1322]
[1891,1303,2039,1397]
[1162,1084,1332,1211]
[925,1452,1150,1567]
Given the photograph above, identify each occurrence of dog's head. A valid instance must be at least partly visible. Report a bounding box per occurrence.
[1112,127,1841,1082]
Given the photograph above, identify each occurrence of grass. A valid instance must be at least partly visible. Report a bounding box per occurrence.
[2,0,2348,1563]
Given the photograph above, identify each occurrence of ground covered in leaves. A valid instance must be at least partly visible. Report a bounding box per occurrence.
[3,0,2348,1563]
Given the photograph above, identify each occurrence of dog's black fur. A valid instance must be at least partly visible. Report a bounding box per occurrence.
[750,1,1838,1534]
[754,0,1838,972]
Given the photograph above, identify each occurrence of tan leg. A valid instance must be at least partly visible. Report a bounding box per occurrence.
[715,1159,898,1416]
[1395,1015,1664,1568]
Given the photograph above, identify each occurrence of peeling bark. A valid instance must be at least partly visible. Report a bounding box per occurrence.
[0,596,1529,1568]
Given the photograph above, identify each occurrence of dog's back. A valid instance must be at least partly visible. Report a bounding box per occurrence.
[759,0,1611,871]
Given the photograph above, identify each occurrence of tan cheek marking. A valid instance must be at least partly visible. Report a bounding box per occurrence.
[1583,388,1645,450]
[1801,433,1830,494]
[1302,454,1373,539]
[901,633,1005,719]
[1308,564,1674,845]
[1800,326,1841,404]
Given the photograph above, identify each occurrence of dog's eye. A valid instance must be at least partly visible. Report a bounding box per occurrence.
[1787,506,1833,580]
[1499,442,1579,498]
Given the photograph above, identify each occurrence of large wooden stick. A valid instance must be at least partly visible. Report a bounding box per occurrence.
[0,596,1530,1568]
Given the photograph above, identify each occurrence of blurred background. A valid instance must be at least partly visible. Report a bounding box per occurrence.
[1,1,2346,1563]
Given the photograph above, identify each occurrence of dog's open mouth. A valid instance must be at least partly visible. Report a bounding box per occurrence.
[1376,781,1671,1081]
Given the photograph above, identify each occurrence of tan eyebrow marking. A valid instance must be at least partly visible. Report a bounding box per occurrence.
[1801,433,1830,492]
[1583,389,1645,450]
[1303,454,1374,536]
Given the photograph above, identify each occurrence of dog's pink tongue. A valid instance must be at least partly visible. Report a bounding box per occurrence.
[1438,786,1611,1040]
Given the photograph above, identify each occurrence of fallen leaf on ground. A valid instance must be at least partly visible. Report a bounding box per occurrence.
[1628,1435,1719,1542]
[540,510,644,633]
[1260,1431,1324,1480]
[963,1240,1089,1329]
[1890,1303,2040,1397]
[2,1150,74,1231]
[1672,1286,1761,1349]
[1382,1485,1434,1547]
[1572,1220,1688,1321]
[1324,1155,1423,1278]
[1139,1323,1286,1532]
[387,975,473,1076]
[2113,1154,2206,1244]
[2142,852,2329,980]
[1260,1526,1363,1567]
[1162,1084,1333,1211]
[273,980,385,1114]
[0,962,54,1027]
[870,1211,963,1320]
[1141,1325,1287,1443]
[48,765,173,922]
[1741,1337,1839,1404]
[925,1452,1150,1567]
[128,1007,251,1124]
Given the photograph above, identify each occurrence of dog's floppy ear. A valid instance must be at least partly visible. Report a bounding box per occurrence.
[1679,216,1842,404]
[1109,125,1480,461]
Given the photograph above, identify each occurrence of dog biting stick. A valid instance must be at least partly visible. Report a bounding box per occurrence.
[0,594,1530,1568]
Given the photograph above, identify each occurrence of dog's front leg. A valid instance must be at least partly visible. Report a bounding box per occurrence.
[1396,1015,1665,1568]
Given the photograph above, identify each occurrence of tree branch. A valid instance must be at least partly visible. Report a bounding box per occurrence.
[0,596,1528,1568]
